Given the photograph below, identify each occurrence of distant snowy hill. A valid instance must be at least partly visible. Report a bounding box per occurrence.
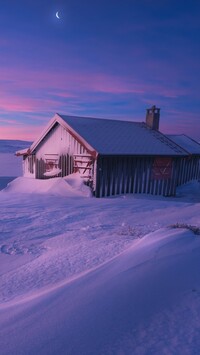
[0,140,32,184]
[0,139,31,153]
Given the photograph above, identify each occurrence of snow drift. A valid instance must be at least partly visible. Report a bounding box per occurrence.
[1,228,200,355]
[2,174,92,197]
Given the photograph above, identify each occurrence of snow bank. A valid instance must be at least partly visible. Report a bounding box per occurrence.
[0,180,200,354]
[2,174,92,197]
[176,180,200,203]
[1,228,200,355]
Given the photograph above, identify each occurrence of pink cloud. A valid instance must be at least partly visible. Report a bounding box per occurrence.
[0,90,63,114]
[0,125,44,141]
[0,66,147,118]
[80,74,145,95]
[0,118,22,125]
[0,59,195,109]
[50,91,77,99]
[0,66,143,95]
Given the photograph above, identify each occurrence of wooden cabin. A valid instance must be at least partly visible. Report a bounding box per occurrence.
[16,106,200,197]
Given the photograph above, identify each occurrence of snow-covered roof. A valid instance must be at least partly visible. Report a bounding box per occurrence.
[25,114,191,157]
[167,134,200,155]
[58,114,187,156]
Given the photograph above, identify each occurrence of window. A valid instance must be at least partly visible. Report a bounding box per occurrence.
[45,159,58,172]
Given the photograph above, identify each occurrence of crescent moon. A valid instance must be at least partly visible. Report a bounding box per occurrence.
[56,11,60,19]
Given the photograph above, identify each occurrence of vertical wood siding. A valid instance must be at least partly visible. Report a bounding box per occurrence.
[59,155,74,177]
[23,155,36,177]
[34,124,89,179]
[35,158,45,179]
[35,154,74,179]
[36,124,88,159]
[95,155,200,198]
[176,156,200,186]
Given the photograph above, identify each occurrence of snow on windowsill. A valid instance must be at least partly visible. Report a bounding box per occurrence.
[43,168,62,177]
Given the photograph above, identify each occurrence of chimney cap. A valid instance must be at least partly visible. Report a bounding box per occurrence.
[147,105,160,113]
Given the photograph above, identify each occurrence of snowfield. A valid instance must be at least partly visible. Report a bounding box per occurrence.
[0,139,31,189]
[0,147,200,354]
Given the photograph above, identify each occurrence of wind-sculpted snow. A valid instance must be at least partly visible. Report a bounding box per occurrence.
[0,179,200,354]
[1,228,200,354]
[0,241,45,256]
[0,191,164,303]
[0,180,199,304]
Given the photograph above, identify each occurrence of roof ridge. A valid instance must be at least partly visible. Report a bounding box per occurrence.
[58,113,142,125]
[21,113,190,157]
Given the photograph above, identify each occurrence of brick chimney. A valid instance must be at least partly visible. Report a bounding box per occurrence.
[146,105,160,130]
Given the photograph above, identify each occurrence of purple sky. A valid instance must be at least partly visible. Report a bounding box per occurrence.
[0,0,200,141]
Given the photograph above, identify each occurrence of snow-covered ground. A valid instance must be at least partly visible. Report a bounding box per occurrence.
[0,140,200,354]
[0,139,30,188]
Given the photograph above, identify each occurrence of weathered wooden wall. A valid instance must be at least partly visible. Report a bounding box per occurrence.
[35,154,74,179]
[36,123,88,159]
[175,156,200,186]
[94,155,200,198]
[33,152,200,196]
[35,158,45,179]
[59,155,73,177]
[23,155,35,177]
[31,123,90,179]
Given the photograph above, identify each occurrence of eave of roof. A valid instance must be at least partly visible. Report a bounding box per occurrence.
[15,148,30,156]
[167,134,200,155]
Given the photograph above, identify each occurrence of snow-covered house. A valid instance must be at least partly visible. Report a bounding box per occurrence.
[16,106,200,197]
